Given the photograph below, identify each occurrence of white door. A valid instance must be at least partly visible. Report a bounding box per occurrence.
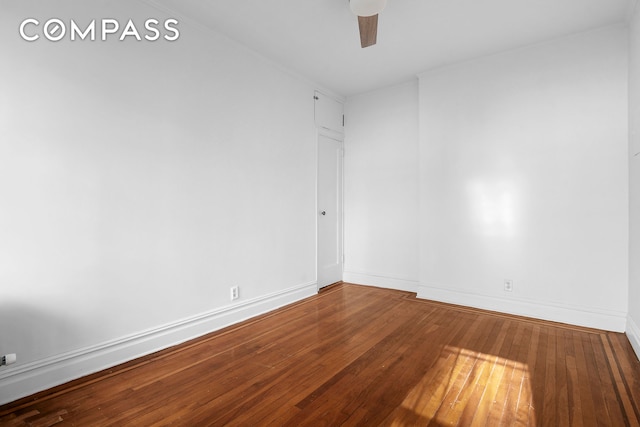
[317,134,343,289]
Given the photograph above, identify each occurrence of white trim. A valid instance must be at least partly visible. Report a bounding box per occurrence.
[0,281,317,406]
[627,316,640,361]
[417,283,627,332]
[344,271,419,293]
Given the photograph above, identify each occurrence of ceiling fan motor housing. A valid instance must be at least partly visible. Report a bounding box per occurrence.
[350,0,387,17]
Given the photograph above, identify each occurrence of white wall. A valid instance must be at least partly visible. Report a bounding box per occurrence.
[418,26,629,331]
[0,0,318,404]
[343,81,419,291]
[628,2,640,359]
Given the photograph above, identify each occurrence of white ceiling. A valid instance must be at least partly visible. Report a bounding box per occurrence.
[152,0,634,97]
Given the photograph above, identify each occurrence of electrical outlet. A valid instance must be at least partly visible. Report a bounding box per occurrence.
[230,286,239,301]
[1,353,16,366]
[504,280,513,292]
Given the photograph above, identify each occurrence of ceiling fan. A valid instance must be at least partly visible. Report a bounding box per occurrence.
[350,0,387,48]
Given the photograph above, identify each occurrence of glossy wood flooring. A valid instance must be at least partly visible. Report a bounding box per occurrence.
[1,284,640,426]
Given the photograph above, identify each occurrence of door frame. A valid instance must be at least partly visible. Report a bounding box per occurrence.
[316,129,344,291]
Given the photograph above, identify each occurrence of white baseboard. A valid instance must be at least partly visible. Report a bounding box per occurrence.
[417,283,627,332]
[627,315,640,361]
[0,281,317,406]
[343,271,419,293]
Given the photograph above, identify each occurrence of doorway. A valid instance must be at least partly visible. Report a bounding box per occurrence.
[317,133,343,289]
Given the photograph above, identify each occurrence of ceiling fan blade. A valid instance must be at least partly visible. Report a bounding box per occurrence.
[358,14,378,48]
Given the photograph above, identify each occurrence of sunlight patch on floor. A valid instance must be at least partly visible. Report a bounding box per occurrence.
[397,345,534,425]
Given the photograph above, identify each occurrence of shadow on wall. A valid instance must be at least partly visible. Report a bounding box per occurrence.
[0,302,77,369]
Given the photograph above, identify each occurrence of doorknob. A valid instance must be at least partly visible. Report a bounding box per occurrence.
[321,211,326,216]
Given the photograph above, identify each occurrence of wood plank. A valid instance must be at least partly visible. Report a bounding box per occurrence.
[470,321,528,426]
[564,330,584,427]
[542,325,557,426]
[602,333,640,425]
[554,328,571,426]
[497,322,530,427]
[456,319,515,425]
[573,332,599,425]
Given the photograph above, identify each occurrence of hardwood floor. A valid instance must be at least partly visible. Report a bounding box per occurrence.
[1,283,639,426]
